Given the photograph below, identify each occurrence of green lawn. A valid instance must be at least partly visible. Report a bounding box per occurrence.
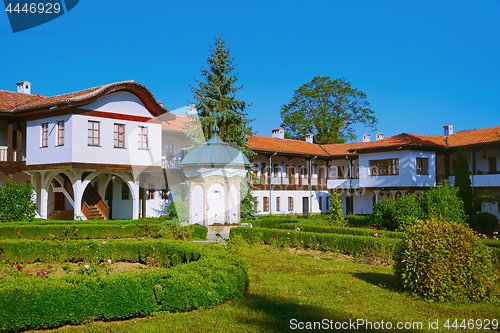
[46,242,499,333]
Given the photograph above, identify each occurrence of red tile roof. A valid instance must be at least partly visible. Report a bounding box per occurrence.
[247,126,500,157]
[247,135,329,156]
[162,114,194,132]
[446,126,500,147]
[0,81,173,118]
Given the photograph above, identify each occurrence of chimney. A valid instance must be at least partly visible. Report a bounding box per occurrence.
[188,105,197,115]
[16,81,31,94]
[305,133,314,143]
[375,133,384,141]
[444,124,453,136]
[362,134,370,142]
[272,128,285,140]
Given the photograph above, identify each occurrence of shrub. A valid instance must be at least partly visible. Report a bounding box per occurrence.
[343,214,371,227]
[393,193,425,231]
[470,212,499,235]
[372,199,396,230]
[0,180,37,222]
[393,218,495,302]
[421,182,466,224]
[327,190,343,226]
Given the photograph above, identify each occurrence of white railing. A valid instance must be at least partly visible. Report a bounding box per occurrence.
[162,157,180,169]
[0,148,26,162]
[449,174,500,187]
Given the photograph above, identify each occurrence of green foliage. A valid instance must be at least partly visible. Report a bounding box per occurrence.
[454,148,473,222]
[278,223,403,239]
[394,218,495,302]
[372,184,466,231]
[422,182,467,224]
[343,214,372,227]
[471,212,499,235]
[0,240,248,332]
[165,197,190,223]
[280,76,377,144]
[230,226,399,259]
[393,193,425,231]
[0,180,37,222]
[372,199,396,230]
[327,190,344,226]
[190,35,256,220]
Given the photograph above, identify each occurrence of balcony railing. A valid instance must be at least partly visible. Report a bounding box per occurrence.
[449,174,500,187]
[256,177,328,186]
[0,148,26,162]
[162,157,180,169]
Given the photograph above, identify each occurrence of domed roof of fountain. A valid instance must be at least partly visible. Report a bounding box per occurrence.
[179,133,251,168]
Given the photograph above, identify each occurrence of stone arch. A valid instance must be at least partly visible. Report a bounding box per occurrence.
[207,181,226,225]
[228,184,239,224]
[191,185,204,225]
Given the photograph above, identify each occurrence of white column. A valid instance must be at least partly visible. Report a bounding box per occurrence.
[373,190,380,202]
[40,188,48,219]
[73,180,89,220]
[129,180,140,220]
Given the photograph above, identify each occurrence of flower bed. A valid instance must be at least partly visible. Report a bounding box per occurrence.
[0,239,248,332]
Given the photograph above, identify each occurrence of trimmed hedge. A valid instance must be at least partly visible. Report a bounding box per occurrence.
[0,221,207,241]
[241,218,300,229]
[231,227,399,259]
[0,240,248,332]
[278,223,404,239]
[230,227,500,266]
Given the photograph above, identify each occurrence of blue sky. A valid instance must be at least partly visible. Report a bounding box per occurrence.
[1,0,499,141]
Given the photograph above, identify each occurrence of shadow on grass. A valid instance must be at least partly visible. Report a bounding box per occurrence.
[351,272,402,292]
[234,293,421,333]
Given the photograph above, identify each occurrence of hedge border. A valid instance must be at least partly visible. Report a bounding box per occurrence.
[278,223,404,239]
[0,239,248,332]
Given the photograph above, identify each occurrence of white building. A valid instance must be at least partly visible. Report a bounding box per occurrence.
[1,81,499,222]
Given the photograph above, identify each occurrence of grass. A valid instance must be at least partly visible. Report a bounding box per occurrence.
[45,241,500,333]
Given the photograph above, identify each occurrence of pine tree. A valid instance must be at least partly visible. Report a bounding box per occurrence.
[454,147,473,222]
[190,36,257,219]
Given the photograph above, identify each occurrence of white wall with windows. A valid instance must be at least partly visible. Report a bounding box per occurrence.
[26,114,73,165]
[358,150,435,188]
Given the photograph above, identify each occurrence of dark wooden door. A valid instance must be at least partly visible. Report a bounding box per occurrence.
[489,157,497,174]
[302,197,309,216]
[55,192,65,210]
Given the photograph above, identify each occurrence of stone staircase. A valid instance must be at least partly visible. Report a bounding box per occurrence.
[86,205,105,220]
[48,210,74,220]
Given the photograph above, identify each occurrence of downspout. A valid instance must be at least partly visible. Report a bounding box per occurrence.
[269,152,277,215]
[309,155,318,214]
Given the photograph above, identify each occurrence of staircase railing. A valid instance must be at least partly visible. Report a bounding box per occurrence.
[81,183,109,220]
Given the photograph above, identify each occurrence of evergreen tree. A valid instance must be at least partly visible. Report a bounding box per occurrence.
[190,36,257,219]
[454,147,473,222]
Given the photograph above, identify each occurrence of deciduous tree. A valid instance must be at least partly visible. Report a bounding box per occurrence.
[280,76,377,144]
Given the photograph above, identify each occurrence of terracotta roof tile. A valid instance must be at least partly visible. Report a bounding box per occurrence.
[321,141,376,156]
[0,90,44,111]
[162,114,194,132]
[248,135,329,156]
[0,81,171,118]
[446,126,500,147]
[350,133,447,152]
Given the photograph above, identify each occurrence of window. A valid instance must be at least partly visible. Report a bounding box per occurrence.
[147,183,155,200]
[138,126,148,149]
[288,196,294,211]
[319,196,323,210]
[88,121,100,146]
[369,158,399,176]
[57,121,64,146]
[276,197,280,211]
[165,144,173,159]
[41,123,48,147]
[326,196,330,211]
[416,158,429,175]
[263,197,269,212]
[121,183,130,200]
[114,124,125,148]
[161,189,169,200]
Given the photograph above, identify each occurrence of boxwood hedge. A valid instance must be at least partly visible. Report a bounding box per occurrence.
[0,239,248,332]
